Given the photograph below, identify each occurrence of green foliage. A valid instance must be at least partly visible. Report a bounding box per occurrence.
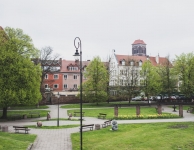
[157,56,178,96]
[0,27,41,118]
[140,60,162,97]
[174,53,194,97]
[82,56,108,104]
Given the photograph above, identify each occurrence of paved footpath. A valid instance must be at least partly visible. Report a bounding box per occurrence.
[1,105,194,150]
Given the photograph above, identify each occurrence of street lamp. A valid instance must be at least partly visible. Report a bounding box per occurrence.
[55,92,60,127]
[73,37,83,150]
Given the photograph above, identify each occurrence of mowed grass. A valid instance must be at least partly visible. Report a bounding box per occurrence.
[26,124,80,129]
[72,122,194,150]
[5,105,49,110]
[0,131,36,150]
[67,107,171,119]
[61,101,141,108]
[0,110,49,121]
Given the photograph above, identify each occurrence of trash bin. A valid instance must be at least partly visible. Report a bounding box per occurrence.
[95,124,100,130]
[23,114,27,119]
[2,126,8,132]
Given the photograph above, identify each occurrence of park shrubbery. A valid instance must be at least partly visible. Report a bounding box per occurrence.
[113,113,180,120]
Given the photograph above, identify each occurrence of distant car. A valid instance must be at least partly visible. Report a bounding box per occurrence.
[170,95,176,100]
[131,96,142,101]
[149,96,156,101]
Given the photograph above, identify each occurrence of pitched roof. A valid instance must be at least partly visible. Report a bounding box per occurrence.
[115,54,172,67]
[0,26,3,30]
[61,60,91,72]
[132,39,146,45]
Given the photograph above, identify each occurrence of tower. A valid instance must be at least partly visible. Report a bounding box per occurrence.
[132,39,146,56]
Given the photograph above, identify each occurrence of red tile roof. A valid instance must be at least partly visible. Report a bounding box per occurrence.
[0,26,3,30]
[115,54,172,67]
[61,60,91,72]
[132,39,146,45]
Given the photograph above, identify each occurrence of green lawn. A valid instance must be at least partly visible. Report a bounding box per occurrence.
[0,110,49,121]
[67,107,177,119]
[5,105,49,110]
[72,122,194,150]
[61,101,142,108]
[0,131,36,150]
[26,124,80,129]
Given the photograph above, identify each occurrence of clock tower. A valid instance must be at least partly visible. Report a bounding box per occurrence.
[132,39,146,56]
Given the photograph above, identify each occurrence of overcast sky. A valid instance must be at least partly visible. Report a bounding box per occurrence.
[1,0,194,61]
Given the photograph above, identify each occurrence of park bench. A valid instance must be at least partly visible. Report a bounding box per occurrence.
[80,124,94,131]
[102,120,112,128]
[187,106,194,113]
[74,112,85,117]
[97,113,107,119]
[13,126,30,134]
[11,114,22,120]
[29,112,40,118]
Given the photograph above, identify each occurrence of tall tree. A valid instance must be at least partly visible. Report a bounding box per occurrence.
[33,46,59,102]
[174,53,194,99]
[82,56,108,104]
[157,56,177,99]
[0,27,41,119]
[140,60,161,102]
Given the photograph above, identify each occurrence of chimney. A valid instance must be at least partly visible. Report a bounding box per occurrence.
[156,54,159,64]
[146,55,149,60]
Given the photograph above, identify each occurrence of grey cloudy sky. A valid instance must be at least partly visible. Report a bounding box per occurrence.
[1,0,194,61]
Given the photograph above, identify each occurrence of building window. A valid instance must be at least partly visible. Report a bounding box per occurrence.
[54,74,58,79]
[64,74,68,79]
[139,61,142,66]
[122,60,125,66]
[45,84,48,88]
[45,74,48,79]
[53,84,58,89]
[64,84,68,89]
[74,75,77,79]
[130,61,134,66]
[74,84,77,88]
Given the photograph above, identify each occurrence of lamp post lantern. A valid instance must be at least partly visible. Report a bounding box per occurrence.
[73,37,83,150]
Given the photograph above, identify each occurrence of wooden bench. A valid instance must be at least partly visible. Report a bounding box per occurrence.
[80,124,94,131]
[11,114,21,120]
[98,113,107,119]
[74,112,85,117]
[102,120,112,128]
[187,106,194,113]
[29,112,40,118]
[13,126,30,134]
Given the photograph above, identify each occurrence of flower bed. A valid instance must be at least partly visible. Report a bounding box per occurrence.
[113,114,180,120]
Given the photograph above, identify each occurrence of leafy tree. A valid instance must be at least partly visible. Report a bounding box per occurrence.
[174,53,194,99]
[157,56,178,99]
[140,60,161,102]
[0,27,41,119]
[82,56,108,104]
[32,46,59,102]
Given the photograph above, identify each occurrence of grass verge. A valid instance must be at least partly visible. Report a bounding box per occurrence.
[0,131,36,150]
[26,124,80,129]
[72,122,194,150]
[67,107,179,119]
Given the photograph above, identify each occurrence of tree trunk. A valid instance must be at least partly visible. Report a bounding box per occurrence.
[1,107,8,119]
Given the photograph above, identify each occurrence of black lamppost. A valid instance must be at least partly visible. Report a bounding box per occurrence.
[73,37,83,150]
[55,92,60,127]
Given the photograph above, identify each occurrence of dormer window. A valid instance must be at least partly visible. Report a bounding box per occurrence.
[130,61,134,66]
[122,60,125,66]
[139,61,142,66]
